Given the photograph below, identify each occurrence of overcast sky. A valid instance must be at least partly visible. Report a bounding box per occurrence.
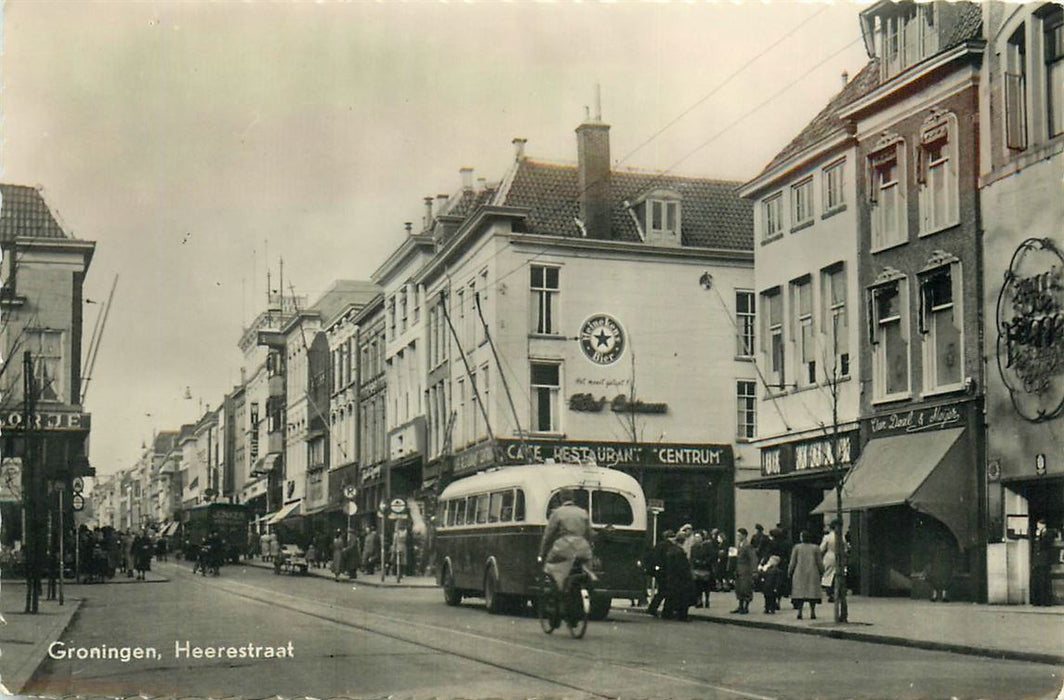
[0,1,870,477]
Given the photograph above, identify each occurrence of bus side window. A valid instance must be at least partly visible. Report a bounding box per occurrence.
[455,498,466,526]
[515,490,526,522]
[475,494,489,524]
[488,491,503,523]
[499,490,515,522]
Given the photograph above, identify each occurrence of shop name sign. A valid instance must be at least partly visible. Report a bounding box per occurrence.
[996,237,1064,422]
[495,439,732,469]
[0,411,91,431]
[569,393,668,414]
[869,403,965,437]
[761,432,856,477]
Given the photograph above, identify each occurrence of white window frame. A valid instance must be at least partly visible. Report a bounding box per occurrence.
[791,276,816,386]
[736,380,756,440]
[919,262,965,395]
[28,329,64,403]
[821,263,850,379]
[648,199,680,237]
[791,177,814,229]
[530,361,562,434]
[1044,6,1064,139]
[918,112,960,236]
[762,192,783,241]
[456,378,466,447]
[736,290,755,358]
[870,279,911,403]
[822,158,846,214]
[869,141,907,252]
[1005,25,1029,151]
[530,265,560,335]
[761,288,785,390]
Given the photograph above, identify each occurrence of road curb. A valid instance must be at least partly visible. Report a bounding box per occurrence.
[234,561,437,590]
[681,611,1064,667]
[2,598,84,695]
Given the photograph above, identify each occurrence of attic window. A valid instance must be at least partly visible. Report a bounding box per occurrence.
[645,199,680,241]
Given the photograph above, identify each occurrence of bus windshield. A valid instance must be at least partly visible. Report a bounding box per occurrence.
[546,489,634,527]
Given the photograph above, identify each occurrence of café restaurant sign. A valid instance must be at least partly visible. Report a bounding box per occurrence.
[455,438,733,472]
[996,237,1064,422]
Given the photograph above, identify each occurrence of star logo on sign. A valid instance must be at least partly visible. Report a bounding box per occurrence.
[594,329,613,348]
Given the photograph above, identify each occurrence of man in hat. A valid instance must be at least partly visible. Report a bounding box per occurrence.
[1031,518,1058,606]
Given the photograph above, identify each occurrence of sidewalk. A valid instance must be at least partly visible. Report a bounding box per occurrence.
[237,557,437,589]
[678,594,1064,666]
[0,589,83,696]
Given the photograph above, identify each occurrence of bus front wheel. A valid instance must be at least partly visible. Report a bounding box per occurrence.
[443,565,462,607]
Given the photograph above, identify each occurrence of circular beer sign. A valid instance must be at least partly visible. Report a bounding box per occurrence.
[579,314,626,366]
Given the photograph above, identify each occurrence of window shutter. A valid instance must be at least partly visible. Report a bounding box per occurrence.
[868,289,879,345]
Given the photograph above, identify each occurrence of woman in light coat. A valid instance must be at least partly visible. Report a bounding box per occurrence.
[788,530,824,620]
[819,520,840,602]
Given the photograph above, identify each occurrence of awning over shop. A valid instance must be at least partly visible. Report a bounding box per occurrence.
[161,521,179,537]
[813,427,974,545]
[251,453,281,477]
[266,500,301,526]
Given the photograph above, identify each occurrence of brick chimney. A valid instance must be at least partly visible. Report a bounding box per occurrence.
[576,86,611,240]
[460,167,474,191]
[423,196,434,229]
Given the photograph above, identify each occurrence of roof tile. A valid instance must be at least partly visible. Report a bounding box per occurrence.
[0,184,70,242]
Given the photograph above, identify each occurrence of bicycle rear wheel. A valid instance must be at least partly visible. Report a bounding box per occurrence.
[566,581,589,639]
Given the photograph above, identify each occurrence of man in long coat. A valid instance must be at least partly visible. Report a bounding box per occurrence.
[731,527,759,614]
[661,534,696,621]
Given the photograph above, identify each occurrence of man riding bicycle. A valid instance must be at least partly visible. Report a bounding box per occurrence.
[538,489,595,592]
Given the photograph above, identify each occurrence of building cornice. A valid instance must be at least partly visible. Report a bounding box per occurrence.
[371,233,436,286]
[508,232,754,266]
[739,131,853,199]
[840,41,985,121]
[414,206,530,285]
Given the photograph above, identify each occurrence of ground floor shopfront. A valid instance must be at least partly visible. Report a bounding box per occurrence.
[815,399,986,602]
[449,437,736,539]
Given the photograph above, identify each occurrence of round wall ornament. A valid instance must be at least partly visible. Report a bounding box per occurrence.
[579,314,626,366]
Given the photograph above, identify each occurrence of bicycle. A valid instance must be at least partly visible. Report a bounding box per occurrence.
[538,562,592,639]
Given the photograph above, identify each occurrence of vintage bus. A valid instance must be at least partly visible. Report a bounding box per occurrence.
[435,462,647,620]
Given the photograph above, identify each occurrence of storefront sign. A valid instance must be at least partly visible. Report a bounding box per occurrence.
[868,402,967,437]
[760,432,857,478]
[497,439,731,469]
[568,393,668,414]
[249,402,259,462]
[0,410,91,431]
[996,237,1064,422]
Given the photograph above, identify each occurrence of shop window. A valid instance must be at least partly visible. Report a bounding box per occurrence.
[531,361,561,433]
[918,111,959,235]
[870,278,910,401]
[919,263,964,392]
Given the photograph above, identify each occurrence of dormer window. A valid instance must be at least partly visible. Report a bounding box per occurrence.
[631,189,682,247]
[649,199,679,236]
[864,1,938,80]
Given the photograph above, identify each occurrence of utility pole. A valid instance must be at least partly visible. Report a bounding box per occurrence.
[828,314,848,623]
[22,351,40,613]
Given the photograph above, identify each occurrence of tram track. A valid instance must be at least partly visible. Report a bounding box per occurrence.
[174,565,778,700]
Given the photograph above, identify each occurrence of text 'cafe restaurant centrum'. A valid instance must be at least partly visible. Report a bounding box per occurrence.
[450,437,736,537]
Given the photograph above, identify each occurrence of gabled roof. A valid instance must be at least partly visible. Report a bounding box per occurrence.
[0,184,71,242]
[752,60,881,183]
[497,159,752,251]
